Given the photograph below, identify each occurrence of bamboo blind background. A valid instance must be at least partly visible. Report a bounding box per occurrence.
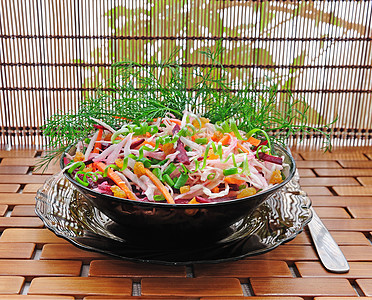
[0,0,371,148]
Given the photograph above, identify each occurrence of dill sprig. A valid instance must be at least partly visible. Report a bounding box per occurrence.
[38,45,335,171]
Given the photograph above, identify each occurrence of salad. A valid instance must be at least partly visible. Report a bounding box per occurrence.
[64,111,286,204]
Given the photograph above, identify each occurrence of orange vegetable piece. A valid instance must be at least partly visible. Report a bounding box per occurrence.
[163,143,175,156]
[192,117,209,129]
[133,162,175,204]
[219,134,231,145]
[73,151,85,162]
[92,129,103,154]
[111,185,127,198]
[211,186,219,193]
[224,176,246,186]
[104,133,113,141]
[237,187,257,199]
[270,170,283,184]
[93,161,136,200]
[247,136,261,147]
[207,149,219,160]
[180,185,190,194]
[237,142,251,154]
[188,197,200,204]
[211,131,224,142]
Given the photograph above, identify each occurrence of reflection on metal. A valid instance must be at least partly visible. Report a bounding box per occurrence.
[288,170,349,273]
[308,209,350,273]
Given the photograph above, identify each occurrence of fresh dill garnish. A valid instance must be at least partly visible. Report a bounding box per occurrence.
[37,45,335,171]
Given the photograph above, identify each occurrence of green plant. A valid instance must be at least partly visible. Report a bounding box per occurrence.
[39,45,335,171]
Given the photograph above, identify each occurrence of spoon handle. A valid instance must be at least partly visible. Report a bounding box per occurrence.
[308,208,350,273]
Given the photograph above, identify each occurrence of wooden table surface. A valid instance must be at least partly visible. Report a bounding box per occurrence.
[0,146,371,300]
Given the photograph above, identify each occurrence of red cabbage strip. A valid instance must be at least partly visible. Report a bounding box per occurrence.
[258,152,283,165]
[195,196,212,203]
[175,140,190,165]
[252,140,268,151]
[172,124,180,134]
[130,138,145,149]
[172,124,190,165]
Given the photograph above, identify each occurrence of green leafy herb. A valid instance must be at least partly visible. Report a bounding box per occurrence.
[37,44,335,171]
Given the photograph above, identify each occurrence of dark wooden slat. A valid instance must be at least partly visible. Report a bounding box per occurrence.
[89,260,186,280]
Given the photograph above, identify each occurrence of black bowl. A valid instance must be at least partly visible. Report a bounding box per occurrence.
[61,143,296,242]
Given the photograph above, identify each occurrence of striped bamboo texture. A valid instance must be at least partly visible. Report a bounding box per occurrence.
[0,0,371,147]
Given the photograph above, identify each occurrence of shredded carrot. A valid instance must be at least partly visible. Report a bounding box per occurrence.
[224,176,246,186]
[93,161,136,200]
[132,162,175,204]
[236,142,251,154]
[211,131,223,142]
[138,140,162,150]
[166,119,182,126]
[92,129,103,154]
[247,136,261,147]
[144,168,175,204]
[211,187,219,193]
[133,162,174,204]
[219,134,231,146]
[146,132,151,138]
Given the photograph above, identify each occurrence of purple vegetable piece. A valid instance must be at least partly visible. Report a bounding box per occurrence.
[171,124,190,165]
[130,138,145,149]
[76,173,98,188]
[195,196,212,203]
[252,140,268,151]
[83,159,93,165]
[63,157,70,166]
[258,152,283,165]
[97,181,114,196]
[100,142,110,151]
[175,140,190,165]
[93,124,105,130]
[172,124,181,134]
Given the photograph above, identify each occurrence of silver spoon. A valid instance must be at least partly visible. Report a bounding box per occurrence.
[308,208,350,273]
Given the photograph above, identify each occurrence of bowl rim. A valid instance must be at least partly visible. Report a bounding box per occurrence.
[60,142,296,208]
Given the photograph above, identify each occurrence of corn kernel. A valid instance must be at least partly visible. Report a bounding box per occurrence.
[73,151,85,162]
[187,197,200,204]
[192,117,210,129]
[211,131,224,142]
[270,170,283,184]
[133,162,146,177]
[237,187,257,199]
[163,143,175,156]
[83,166,93,173]
[180,185,190,194]
[111,185,127,198]
[208,149,219,160]
[115,159,124,169]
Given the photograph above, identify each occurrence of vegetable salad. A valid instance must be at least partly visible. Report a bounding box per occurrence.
[65,112,286,204]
